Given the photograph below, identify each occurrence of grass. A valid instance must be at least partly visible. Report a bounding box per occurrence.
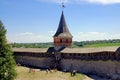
[83,43,120,48]
[15,66,91,80]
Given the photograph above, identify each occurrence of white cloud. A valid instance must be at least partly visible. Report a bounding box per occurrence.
[19,32,33,36]
[35,0,120,4]
[7,31,120,43]
[48,30,56,36]
[82,0,120,4]
[74,32,120,41]
[7,32,52,43]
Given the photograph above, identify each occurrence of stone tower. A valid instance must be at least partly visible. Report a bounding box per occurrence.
[53,10,73,47]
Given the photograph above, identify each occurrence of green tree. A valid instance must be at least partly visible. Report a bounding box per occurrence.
[0,21,17,80]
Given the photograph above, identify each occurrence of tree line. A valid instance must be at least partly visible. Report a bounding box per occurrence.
[74,39,120,47]
[12,42,53,48]
[11,39,120,48]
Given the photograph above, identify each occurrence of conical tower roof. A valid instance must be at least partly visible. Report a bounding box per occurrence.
[54,11,73,38]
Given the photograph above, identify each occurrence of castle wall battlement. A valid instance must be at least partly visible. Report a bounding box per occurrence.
[13,48,120,78]
[14,51,120,60]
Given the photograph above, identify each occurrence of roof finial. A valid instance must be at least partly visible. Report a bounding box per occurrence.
[62,2,65,11]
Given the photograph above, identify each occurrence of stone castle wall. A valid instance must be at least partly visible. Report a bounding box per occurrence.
[15,56,53,69]
[60,59,120,77]
[14,51,120,77]
[14,52,54,69]
[61,52,120,60]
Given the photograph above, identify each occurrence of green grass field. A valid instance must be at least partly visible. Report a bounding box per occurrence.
[15,66,92,80]
[84,43,120,47]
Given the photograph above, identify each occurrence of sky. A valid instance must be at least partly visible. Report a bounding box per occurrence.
[0,0,120,43]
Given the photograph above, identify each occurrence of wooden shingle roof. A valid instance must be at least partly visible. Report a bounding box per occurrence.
[13,46,120,54]
[61,46,119,53]
[54,11,73,38]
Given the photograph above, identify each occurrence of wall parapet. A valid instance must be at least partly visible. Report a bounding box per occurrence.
[14,51,54,58]
[61,51,120,60]
[14,51,120,61]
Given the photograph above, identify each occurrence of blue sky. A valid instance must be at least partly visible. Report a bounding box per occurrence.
[0,0,120,43]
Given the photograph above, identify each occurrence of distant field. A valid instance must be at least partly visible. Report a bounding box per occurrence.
[15,66,92,80]
[12,39,120,48]
[84,43,120,47]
